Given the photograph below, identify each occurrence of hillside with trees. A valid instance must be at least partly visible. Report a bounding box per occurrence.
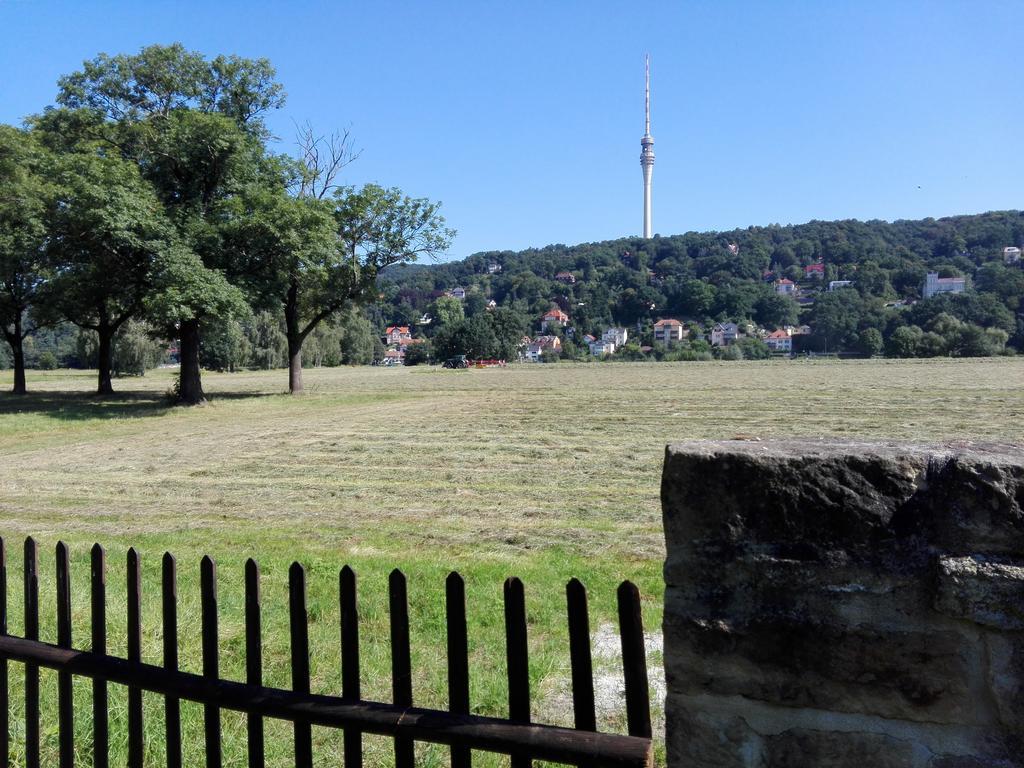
[377,211,1024,360]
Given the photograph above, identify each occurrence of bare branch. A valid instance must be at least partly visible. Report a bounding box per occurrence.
[292,120,362,199]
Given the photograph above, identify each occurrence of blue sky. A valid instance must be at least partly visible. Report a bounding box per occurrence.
[1,1,1021,261]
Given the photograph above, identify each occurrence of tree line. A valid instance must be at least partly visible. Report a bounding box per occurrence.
[0,44,453,401]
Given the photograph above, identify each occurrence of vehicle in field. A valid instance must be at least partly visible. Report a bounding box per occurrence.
[440,356,507,369]
[442,355,469,369]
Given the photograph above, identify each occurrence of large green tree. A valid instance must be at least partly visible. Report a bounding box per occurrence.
[0,126,49,394]
[673,279,716,316]
[809,290,871,352]
[428,295,465,328]
[432,308,526,360]
[225,176,454,393]
[231,118,454,393]
[487,307,530,360]
[42,151,173,394]
[53,43,285,403]
[753,291,799,328]
[223,186,339,393]
[433,315,497,359]
[337,308,377,365]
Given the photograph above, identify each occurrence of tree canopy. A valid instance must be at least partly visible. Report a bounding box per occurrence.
[41,150,175,393]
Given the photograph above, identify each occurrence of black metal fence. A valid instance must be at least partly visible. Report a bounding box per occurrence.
[0,537,653,768]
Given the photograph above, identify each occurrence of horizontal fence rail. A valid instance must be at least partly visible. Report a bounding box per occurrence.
[0,537,654,768]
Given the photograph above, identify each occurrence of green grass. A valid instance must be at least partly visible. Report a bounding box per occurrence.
[0,358,1022,766]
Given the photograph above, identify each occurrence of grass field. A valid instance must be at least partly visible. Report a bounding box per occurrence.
[1,358,1022,766]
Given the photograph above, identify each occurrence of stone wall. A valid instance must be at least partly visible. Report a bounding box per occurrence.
[661,439,1023,768]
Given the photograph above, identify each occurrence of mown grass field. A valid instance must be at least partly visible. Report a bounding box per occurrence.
[0,358,1022,766]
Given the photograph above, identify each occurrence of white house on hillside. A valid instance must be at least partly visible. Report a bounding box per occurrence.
[805,262,825,279]
[653,319,684,345]
[524,335,561,362]
[710,322,740,347]
[765,329,793,352]
[828,280,853,291]
[922,272,966,299]
[774,278,797,295]
[589,340,615,356]
[602,327,628,347]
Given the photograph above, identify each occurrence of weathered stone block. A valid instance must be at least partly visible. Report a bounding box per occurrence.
[935,555,1024,630]
[665,611,977,723]
[927,455,1024,556]
[763,728,921,768]
[662,439,1024,768]
[661,440,934,561]
[985,633,1024,734]
[662,440,1024,563]
[666,692,1019,768]
[665,694,763,768]
[665,551,931,633]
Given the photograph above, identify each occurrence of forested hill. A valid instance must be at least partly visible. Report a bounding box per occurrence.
[378,210,1024,357]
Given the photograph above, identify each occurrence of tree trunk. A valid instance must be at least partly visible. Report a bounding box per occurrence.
[285,283,304,394]
[8,313,27,395]
[96,326,115,396]
[288,340,303,394]
[178,318,205,405]
[10,340,26,395]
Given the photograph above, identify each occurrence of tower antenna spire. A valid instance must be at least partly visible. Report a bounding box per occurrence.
[645,53,651,137]
[640,54,655,238]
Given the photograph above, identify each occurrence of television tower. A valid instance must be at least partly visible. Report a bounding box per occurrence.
[640,54,655,239]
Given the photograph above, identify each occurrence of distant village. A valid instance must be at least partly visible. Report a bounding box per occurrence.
[381,310,809,365]
[378,246,1021,365]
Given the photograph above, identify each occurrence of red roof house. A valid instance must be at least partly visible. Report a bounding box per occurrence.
[774,278,797,295]
[540,309,570,331]
[653,318,684,344]
[385,326,412,345]
[765,329,793,352]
